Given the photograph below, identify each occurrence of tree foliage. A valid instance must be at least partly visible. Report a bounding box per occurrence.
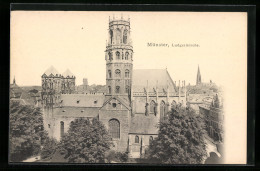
[146,107,207,164]
[9,101,45,162]
[40,131,58,160]
[58,117,111,163]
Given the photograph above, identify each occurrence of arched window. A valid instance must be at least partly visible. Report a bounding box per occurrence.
[135,135,139,143]
[109,119,120,139]
[108,86,111,94]
[116,86,120,94]
[160,101,166,121]
[150,100,156,114]
[116,51,120,60]
[123,29,128,44]
[149,136,153,145]
[125,69,130,78]
[109,29,113,44]
[125,85,129,93]
[116,28,121,44]
[115,69,121,77]
[108,70,112,78]
[60,121,64,138]
[108,52,113,60]
[125,52,129,60]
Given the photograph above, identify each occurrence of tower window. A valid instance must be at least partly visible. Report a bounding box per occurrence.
[116,51,120,60]
[125,85,129,94]
[109,119,120,139]
[123,29,128,44]
[125,69,130,78]
[108,70,112,78]
[115,69,121,77]
[116,28,121,44]
[115,86,120,94]
[112,103,117,108]
[135,135,139,143]
[125,52,129,60]
[108,86,111,94]
[77,100,80,104]
[108,52,113,60]
[110,30,113,44]
[60,121,64,138]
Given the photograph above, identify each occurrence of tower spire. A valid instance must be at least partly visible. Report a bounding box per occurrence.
[196,65,201,85]
[13,76,16,84]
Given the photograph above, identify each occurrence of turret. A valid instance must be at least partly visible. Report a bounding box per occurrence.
[105,16,133,98]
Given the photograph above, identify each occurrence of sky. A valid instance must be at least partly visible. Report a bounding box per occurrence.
[11,11,246,87]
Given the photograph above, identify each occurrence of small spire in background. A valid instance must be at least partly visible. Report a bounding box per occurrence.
[13,76,16,84]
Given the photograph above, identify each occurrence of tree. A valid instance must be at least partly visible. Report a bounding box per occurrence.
[9,101,45,162]
[58,117,111,163]
[40,131,58,160]
[146,106,207,164]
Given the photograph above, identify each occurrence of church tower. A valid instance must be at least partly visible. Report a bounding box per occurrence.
[196,65,201,85]
[105,16,133,100]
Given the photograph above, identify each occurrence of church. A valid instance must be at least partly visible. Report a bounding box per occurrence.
[41,16,187,158]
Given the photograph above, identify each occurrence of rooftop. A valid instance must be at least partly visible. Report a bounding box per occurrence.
[132,69,177,93]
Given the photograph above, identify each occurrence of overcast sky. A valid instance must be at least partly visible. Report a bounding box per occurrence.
[11,11,246,87]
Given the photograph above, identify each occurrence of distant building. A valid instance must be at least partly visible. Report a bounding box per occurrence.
[41,66,76,109]
[10,77,41,106]
[199,94,224,142]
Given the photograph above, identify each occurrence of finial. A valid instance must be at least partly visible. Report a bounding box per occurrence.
[13,76,16,84]
[113,14,115,20]
[109,16,110,21]
[121,13,123,20]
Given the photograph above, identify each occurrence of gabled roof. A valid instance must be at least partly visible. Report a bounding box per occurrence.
[101,96,131,110]
[132,69,176,93]
[52,107,99,118]
[62,69,74,78]
[60,94,105,108]
[43,66,60,76]
[130,114,159,134]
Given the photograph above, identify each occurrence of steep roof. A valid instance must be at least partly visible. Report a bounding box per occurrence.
[132,69,176,93]
[62,69,74,78]
[129,114,159,134]
[43,66,60,76]
[60,94,105,108]
[52,107,99,118]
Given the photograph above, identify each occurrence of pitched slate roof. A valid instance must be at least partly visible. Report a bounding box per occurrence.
[52,107,99,118]
[43,66,60,76]
[60,94,105,107]
[62,69,74,78]
[129,114,159,134]
[132,69,177,93]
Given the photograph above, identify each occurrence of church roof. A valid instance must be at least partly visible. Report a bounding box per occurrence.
[132,69,176,93]
[60,94,105,108]
[129,114,159,134]
[62,69,74,78]
[43,66,60,76]
[52,107,99,118]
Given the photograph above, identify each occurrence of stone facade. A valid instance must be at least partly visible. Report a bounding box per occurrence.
[199,94,224,142]
[42,16,187,158]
